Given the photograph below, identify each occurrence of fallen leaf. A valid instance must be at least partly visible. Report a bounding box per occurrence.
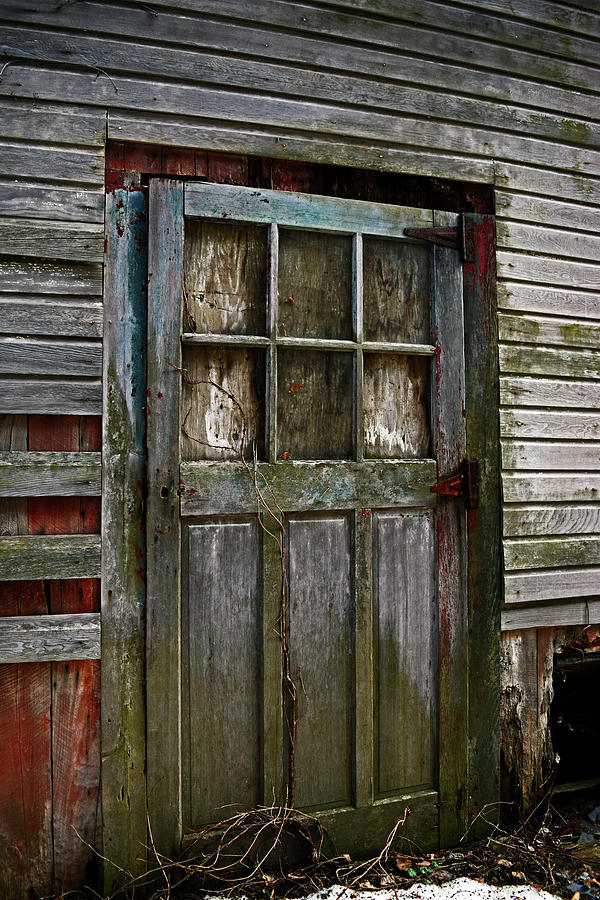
[571,892,581,900]
[285,296,294,303]
[396,854,414,871]
[288,382,303,394]
[280,450,291,459]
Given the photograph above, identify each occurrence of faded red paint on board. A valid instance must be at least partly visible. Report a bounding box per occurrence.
[0,581,53,900]
[28,415,101,892]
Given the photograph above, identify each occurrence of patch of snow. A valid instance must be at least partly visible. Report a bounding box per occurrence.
[260,878,561,900]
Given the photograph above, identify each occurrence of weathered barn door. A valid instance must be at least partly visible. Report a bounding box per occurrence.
[146,179,468,858]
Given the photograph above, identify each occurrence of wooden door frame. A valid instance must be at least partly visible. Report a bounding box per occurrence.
[102,146,500,890]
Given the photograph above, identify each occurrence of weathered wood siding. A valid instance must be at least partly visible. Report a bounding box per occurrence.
[1,1,598,633]
[0,0,598,887]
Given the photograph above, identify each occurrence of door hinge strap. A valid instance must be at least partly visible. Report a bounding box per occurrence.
[404,225,459,251]
[431,459,479,509]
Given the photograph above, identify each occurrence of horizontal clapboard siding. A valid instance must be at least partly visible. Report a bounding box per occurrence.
[0,0,598,637]
[0,451,101,496]
[0,534,101,580]
[497,168,600,627]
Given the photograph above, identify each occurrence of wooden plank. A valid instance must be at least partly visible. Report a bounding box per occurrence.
[503,472,600,503]
[498,283,600,320]
[375,511,436,795]
[0,260,102,295]
[0,626,52,899]
[497,252,600,290]
[503,504,600,537]
[0,338,102,377]
[494,163,600,206]
[499,313,600,350]
[7,67,559,173]
[504,535,600,571]
[431,212,468,845]
[500,410,600,441]
[0,100,105,146]
[4,23,598,131]
[0,219,104,264]
[0,535,101,581]
[266,224,278,464]
[277,348,353,460]
[354,507,373,808]
[0,451,101,497]
[278,229,352,339]
[0,413,52,899]
[110,113,494,185]
[180,345,265,461]
[261,521,284,804]
[0,299,103,338]
[0,614,100,663]
[102,188,147,888]
[445,0,600,37]
[363,354,430,458]
[30,414,102,894]
[0,414,27,535]
[180,459,437,516]
[288,514,353,809]
[184,219,267,336]
[0,181,103,223]
[502,600,600,631]
[298,0,600,67]
[505,566,600,604]
[0,142,103,185]
[186,182,432,236]
[496,221,600,262]
[500,344,600,380]
[495,192,600,232]
[501,440,600,470]
[146,179,184,857]
[318,791,438,856]
[0,380,102,416]
[500,376,600,409]
[462,213,501,836]
[363,238,430,344]
[184,519,261,823]
[27,0,599,92]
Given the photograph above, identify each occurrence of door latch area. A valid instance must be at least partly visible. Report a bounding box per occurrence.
[431,459,479,509]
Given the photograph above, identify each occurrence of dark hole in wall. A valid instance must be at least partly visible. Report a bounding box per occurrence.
[106,140,495,213]
[551,654,600,785]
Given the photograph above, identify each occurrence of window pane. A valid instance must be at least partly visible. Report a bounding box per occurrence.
[184,220,267,335]
[277,349,353,460]
[278,230,352,340]
[363,239,430,344]
[181,345,265,460]
[363,354,430,458]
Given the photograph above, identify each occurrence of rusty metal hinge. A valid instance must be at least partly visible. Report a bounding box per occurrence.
[404,225,459,251]
[404,218,476,263]
[431,459,479,509]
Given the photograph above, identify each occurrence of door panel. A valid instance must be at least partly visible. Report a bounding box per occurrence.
[375,511,436,796]
[147,179,467,858]
[184,518,261,823]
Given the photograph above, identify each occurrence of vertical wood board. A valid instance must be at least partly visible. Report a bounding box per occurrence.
[146,179,184,857]
[102,188,148,888]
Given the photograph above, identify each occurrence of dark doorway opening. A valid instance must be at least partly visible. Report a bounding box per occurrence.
[552,654,600,788]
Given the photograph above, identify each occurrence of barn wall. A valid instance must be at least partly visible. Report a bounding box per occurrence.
[0,0,599,891]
